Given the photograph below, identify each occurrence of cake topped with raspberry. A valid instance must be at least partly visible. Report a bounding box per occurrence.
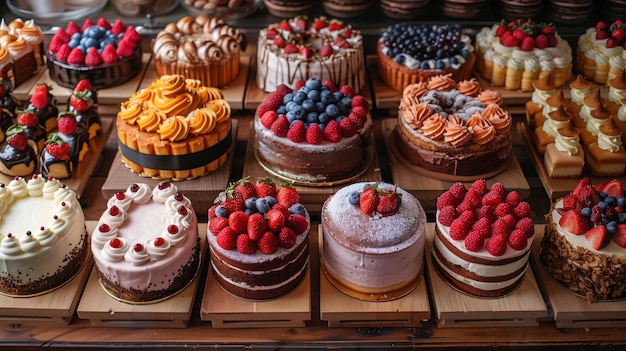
[433,179,536,298]
[577,19,626,85]
[207,176,311,300]
[254,77,373,183]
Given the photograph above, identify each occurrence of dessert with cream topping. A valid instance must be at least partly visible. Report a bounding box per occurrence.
[116,74,232,181]
[393,74,513,178]
[152,16,246,89]
[92,182,200,303]
[576,20,626,85]
[543,123,585,178]
[0,175,89,296]
[0,18,42,86]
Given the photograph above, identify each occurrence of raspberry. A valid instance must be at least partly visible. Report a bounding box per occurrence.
[437,191,456,210]
[236,234,257,254]
[486,234,508,256]
[481,191,502,207]
[278,227,297,248]
[351,95,370,110]
[504,190,522,207]
[305,123,323,144]
[449,182,467,203]
[516,217,535,238]
[270,115,289,137]
[491,218,511,237]
[438,205,458,226]
[340,85,355,98]
[456,198,475,214]
[494,202,512,217]
[470,217,492,239]
[260,110,278,129]
[477,205,496,223]
[468,179,488,197]
[208,216,229,235]
[449,210,474,240]
[323,120,342,142]
[287,120,306,142]
[513,201,532,219]
[560,194,579,211]
[464,232,484,252]
[339,116,357,137]
[216,227,237,250]
[508,229,528,250]
[258,231,278,254]
[501,214,517,231]
[490,182,506,198]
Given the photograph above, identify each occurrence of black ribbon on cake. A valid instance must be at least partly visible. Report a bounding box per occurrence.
[118,129,232,170]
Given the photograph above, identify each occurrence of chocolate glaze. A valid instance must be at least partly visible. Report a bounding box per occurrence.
[71,107,101,139]
[29,104,59,131]
[39,149,73,179]
[23,125,46,153]
[0,95,18,131]
[58,124,90,166]
[0,142,37,172]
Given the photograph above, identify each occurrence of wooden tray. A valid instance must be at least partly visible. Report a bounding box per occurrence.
[425,223,549,328]
[517,121,626,200]
[0,222,93,325]
[76,222,207,328]
[101,119,238,215]
[318,226,431,327]
[530,230,626,329]
[381,118,530,213]
[241,122,382,214]
[0,116,113,198]
[139,55,251,111]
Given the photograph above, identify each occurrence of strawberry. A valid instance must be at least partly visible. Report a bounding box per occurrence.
[600,179,624,198]
[277,186,300,208]
[215,187,246,213]
[573,177,592,197]
[305,123,323,144]
[278,227,297,248]
[85,47,102,67]
[287,120,306,142]
[258,231,278,254]
[323,120,342,142]
[481,191,502,206]
[69,90,93,112]
[273,35,286,48]
[319,44,333,58]
[236,234,257,254]
[516,217,535,238]
[283,43,299,54]
[101,44,119,64]
[520,36,535,51]
[299,45,312,58]
[596,30,610,40]
[30,91,48,110]
[377,189,398,213]
[272,203,290,219]
[359,186,379,215]
[5,125,28,150]
[512,28,528,41]
[495,24,508,37]
[613,224,626,248]
[234,177,257,199]
[74,79,93,94]
[577,185,600,207]
[501,34,520,47]
[607,38,619,49]
[486,234,508,256]
[265,28,279,40]
[340,85,355,98]
[228,211,249,234]
[67,47,85,65]
[255,177,276,198]
[247,213,267,241]
[270,115,289,137]
[44,135,70,160]
[508,229,528,250]
[339,116,357,137]
[559,210,591,235]
[585,225,608,250]
[209,216,229,235]
[596,21,608,31]
[57,112,78,135]
[328,22,343,31]
[111,19,126,36]
[295,16,307,31]
[266,208,287,232]
[547,34,558,47]
[278,20,292,32]
[612,28,626,41]
[286,214,308,234]
[17,109,39,127]
[513,201,532,219]
[464,232,484,252]
[535,34,549,49]
[323,80,338,92]
[351,95,370,110]
[333,37,350,48]
[313,18,327,31]
[217,227,237,249]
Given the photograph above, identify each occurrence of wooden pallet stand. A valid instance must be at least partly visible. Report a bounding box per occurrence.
[530,231,626,329]
[426,224,548,328]
[102,119,238,214]
[318,226,431,327]
[76,223,207,328]
[381,118,530,213]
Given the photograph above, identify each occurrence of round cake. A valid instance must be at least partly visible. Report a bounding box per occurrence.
[116,74,232,181]
[576,20,626,85]
[393,74,513,179]
[256,16,365,94]
[0,175,89,296]
[91,182,200,303]
[433,180,536,298]
[475,19,573,91]
[254,77,372,183]
[541,177,626,302]
[46,18,143,89]
[377,23,475,92]
[207,177,311,300]
[321,182,426,300]
[152,15,246,89]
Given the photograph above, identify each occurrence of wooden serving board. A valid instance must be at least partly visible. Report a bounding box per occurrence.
[101,119,238,216]
[241,122,382,214]
[76,222,207,328]
[0,221,95,325]
[318,226,431,327]
[517,121,626,200]
[138,55,251,111]
[11,65,47,103]
[425,223,549,328]
[381,118,530,213]
[0,116,113,198]
[530,230,626,329]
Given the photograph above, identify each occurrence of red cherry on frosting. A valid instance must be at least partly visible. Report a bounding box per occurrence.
[26,231,31,236]
[133,243,144,252]
[99,223,110,232]
[40,226,45,231]
[158,181,171,190]
[7,233,12,238]
[115,192,125,200]
[110,238,122,248]
[167,224,179,234]
[33,174,38,179]
[53,215,58,220]
[174,193,183,201]
[109,206,120,216]
[61,201,66,207]
[177,206,188,216]
[154,237,165,247]
[130,184,139,192]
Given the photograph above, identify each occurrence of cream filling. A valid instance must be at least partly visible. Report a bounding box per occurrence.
[211,258,308,291]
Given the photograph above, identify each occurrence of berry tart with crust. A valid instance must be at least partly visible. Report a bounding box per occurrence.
[542,178,626,302]
[254,77,373,183]
[377,23,475,92]
[256,16,365,94]
[207,177,311,300]
[321,182,426,300]
[475,19,572,91]
[46,18,143,90]
[576,19,626,85]
[433,180,535,298]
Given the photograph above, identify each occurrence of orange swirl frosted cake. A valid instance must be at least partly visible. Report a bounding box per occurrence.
[116,74,232,181]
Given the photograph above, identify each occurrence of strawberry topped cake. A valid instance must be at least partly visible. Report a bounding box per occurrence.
[46,18,143,89]
[576,20,626,85]
[0,125,37,176]
[433,180,536,298]
[256,16,365,94]
[475,19,573,91]
[542,178,626,302]
[207,177,311,300]
[68,79,101,140]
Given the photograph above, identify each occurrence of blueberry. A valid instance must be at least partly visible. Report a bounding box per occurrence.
[291,105,306,119]
[276,105,287,115]
[285,101,297,112]
[333,91,345,101]
[347,191,360,206]
[283,93,294,104]
[619,197,626,207]
[581,207,592,218]
[255,198,270,214]
[301,99,315,112]
[306,111,319,123]
[340,97,352,109]
[599,191,608,199]
[307,89,320,102]
[435,59,446,69]
[290,203,305,216]
[598,201,608,211]
[315,101,326,113]
[619,213,626,223]
[305,77,322,90]
[299,86,310,94]
[319,123,326,131]
[420,61,430,69]
[318,112,331,124]
[293,91,307,104]
[607,221,618,235]
[461,49,470,58]
[244,208,255,215]
[395,55,406,64]
[325,104,339,117]
[215,205,228,218]
[606,196,617,206]
[265,196,277,207]
[320,90,335,104]
[335,115,345,123]
[245,196,258,209]
[450,57,459,65]
[68,39,80,48]
[286,111,297,123]
[84,38,98,48]
[71,32,82,41]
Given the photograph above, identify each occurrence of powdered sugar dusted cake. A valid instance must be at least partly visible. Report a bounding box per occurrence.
[321,182,426,300]
[0,175,89,296]
[91,182,200,303]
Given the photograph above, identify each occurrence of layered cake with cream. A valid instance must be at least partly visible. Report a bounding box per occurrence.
[321,182,426,299]
[208,177,310,300]
[92,182,200,303]
[254,77,372,182]
[433,180,535,298]
[116,74,232,181]
[377,23,475,91]
[0,175,89,296]
[256,16,365,93]
[576,20,626,85]
[393,74,513,178]
[152,15,246,89]
[475,19,572,91]
[0,18,42,86]
[542,177,626,302]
